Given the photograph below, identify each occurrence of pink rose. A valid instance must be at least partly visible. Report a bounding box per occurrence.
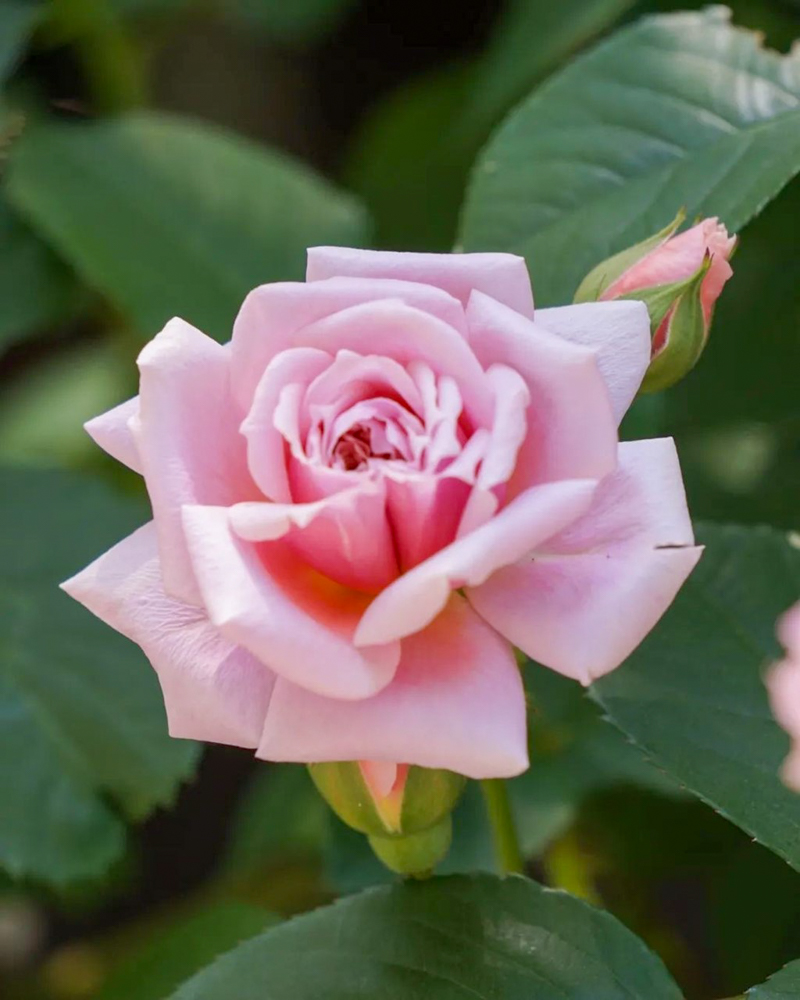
[63,248,701,779]
[601,217,735,358]
[768,603,800,789]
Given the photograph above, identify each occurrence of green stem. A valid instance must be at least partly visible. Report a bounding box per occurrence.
[480,779,524,875]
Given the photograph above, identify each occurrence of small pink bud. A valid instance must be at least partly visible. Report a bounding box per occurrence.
[575,213,736,391]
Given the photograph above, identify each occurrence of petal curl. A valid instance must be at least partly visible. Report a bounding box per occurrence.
[85,396,142,473]
[61,523,274,748]
[229,479,397,593]
[466,291,617,491]
[355,478,597,646]
[307,246,535,319]
[135,318,257,605]
[468,439,701,684]
[294,299,493,428]
[535,301,650,424]
[231,276,467,407]
[182,505,400,700]
[259,595,528,778]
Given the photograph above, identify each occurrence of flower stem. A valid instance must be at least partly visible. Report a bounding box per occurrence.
[480,779,524,875]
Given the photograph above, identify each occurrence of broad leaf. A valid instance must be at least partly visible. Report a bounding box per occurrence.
[97,903,277,1000]
[347,0,632,252]
[168,874,683,1000]
[749,959,800,998]
[0,467,199,884]
[6,112,369,341]
[593,524,800,872]
[0,200,84,352]
[461,8,800,305]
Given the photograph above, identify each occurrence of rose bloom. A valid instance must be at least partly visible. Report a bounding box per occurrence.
[63,248,701,779]
[600,218,735,357]
[768,602,800,790]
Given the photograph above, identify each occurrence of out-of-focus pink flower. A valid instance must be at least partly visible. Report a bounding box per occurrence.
[768,603,800,789]
[62,248,702,779]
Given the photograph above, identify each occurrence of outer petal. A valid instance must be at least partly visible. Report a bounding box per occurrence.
[355,478,597,647]
[61,523,274,748]
[229,480,398,593]
[468,439,702,684]
[85,396,142,473]
[182,505,400,700]
[466,291,618,491]
[230,276,467,407]
[259,595,528,778]
[534,301,650,424]
[135,318,257,606]
[307,246,535,319]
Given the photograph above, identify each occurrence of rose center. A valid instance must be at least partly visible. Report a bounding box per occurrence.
[333,423,402,471]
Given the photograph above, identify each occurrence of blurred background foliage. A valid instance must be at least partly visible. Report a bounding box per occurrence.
[0,1,798,998]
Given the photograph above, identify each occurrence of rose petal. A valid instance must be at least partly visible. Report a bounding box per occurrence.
[534,301,651,424]
[61,523,274,748]
[385,473,472,571]
[468,439,701,684]
[231,276,467,407]
[85,396,143,473]
[259,595,528,778]
[229,479,398,593]
[182,505,401,700]
[355,478,597,646]
[307,246,535,319]
[466,291,618,491]
[295,298,494,428]
[242,347,332,502]
[134,318,257,606]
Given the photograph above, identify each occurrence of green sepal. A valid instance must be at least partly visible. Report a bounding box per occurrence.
[639,256,711,393]
[308,762,466,838]
[573,208,685,303]
[368,816,453,876]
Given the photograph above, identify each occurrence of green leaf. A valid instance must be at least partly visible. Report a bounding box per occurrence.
[347,0,632,252]
[0,199,84,352]
[749,959,800,998]
[0,466,200,884]
[593,523,800,872]
[0,1,40,83]
[462,0,636,134]
[0,339,129,462]
[97,903,277,1000]
[461,7,800,305]
[6,111,369,341]
[0,673,125,885]
[167,874,683,1000]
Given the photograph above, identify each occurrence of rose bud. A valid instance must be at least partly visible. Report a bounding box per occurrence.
[767,602,800,790]
[309,760,465,874]
[575,213,736,392]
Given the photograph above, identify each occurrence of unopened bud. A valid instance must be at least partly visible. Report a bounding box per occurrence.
[309,760,465,875]
[575,212,736,391]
